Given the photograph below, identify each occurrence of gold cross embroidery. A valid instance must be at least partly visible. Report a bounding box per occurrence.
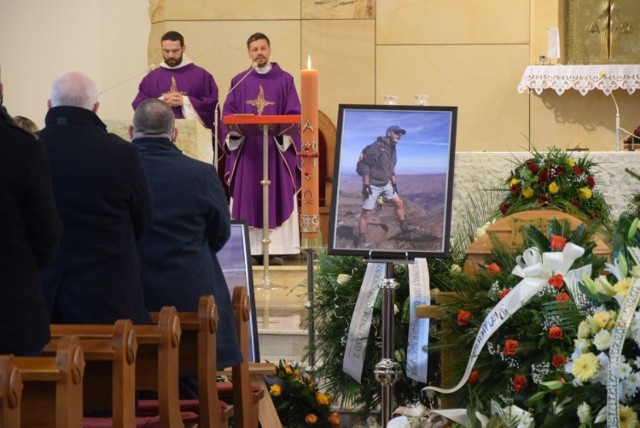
[246,85,275,115]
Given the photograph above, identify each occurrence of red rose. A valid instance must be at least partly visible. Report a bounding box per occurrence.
[498,288,510,299]
[548,325,564,340]
[513,373,527,392]
[500,203,511,215]
[510,183,521,196]
[525,159,539,173]
[468,370,480,385]
[571,199,581,208]
[539,169,549,183]
[551,354,568,368]
[556,292,571,302]
[550,235,567,251]
[553,166,564,176]
[572,165,583,175]
[548,273,564,289]
[503,339,518,356]
[457,309,472,327]
[586,175,595,187]
[487,262,501,275]
[538,194,551,204]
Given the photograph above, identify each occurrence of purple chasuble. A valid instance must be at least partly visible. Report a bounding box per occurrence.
[221,63,301,229]
[132,63,218,129]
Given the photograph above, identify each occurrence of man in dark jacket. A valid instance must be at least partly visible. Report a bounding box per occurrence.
[130,98,242,371]
[0,79,62,354]
[39,71,153,324]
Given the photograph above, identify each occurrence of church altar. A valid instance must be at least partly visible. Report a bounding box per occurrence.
[517,64,640,96]
[451,151,640,233]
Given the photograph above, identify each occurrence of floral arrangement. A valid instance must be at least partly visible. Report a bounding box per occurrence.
[433,218,607,425]
[267,360,342,427]
[499,147,611,228]
[527,215,640,427]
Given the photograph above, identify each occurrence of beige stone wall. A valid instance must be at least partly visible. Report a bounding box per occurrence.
[145,0,640,152]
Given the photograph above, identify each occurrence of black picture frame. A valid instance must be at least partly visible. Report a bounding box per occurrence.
[328,104,458,259]
[218,220,260,362]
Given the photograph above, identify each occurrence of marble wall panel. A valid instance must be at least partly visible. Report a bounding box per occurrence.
[301,0,375,19]
[377,45,530,151]
[377,0,529,45]
[147,21,302,109]
[301,20,376,126]
[150,0,300,21]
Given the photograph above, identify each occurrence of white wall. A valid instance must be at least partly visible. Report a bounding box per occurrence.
[0,0,150,128]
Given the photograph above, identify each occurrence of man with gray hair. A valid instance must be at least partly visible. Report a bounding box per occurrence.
[39,71,153,325]
[131,99,241,389]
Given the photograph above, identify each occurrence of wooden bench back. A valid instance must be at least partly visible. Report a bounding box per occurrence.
[0,355,22,428]
[16,335,85,427]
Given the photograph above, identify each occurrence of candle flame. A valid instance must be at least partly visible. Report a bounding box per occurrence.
[307,55,312,70]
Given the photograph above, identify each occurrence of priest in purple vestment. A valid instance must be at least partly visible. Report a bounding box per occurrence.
[132,31,218,130]
[221,32,301,264]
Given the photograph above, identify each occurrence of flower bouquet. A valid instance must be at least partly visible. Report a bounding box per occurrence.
[499,147,611,229]
[430,217,606,425]
[267,360,341,427]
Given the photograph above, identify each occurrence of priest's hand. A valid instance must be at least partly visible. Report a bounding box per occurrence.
[162,91,184,107]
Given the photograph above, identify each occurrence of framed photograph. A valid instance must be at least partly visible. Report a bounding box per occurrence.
[328,104,458,259]
[218,220,260,362]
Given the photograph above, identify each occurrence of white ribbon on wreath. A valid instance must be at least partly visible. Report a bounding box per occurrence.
[425,242,588,399]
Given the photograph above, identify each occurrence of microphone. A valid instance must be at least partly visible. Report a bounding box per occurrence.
[213,61,256,170]
[97,64,157,96]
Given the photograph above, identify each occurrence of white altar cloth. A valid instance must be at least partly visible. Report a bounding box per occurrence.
[517,65,640,96]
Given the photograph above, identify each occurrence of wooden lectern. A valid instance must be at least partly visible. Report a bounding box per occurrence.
[222,114,301,289]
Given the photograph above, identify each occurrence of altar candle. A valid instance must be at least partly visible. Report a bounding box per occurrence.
[300,55,321,249]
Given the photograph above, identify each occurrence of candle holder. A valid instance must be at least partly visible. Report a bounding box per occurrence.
[415,94,429,106]
[538,55,547,65]
[383,95,398,105]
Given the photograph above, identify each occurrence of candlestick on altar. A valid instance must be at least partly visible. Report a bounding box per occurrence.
[299,55,321,372]
[298,55,321,250]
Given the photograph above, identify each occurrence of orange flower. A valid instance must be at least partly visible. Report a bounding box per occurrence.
[468,370,480,385]
[498,288,510,299]
[556,292,570,302]
[513,373,527,392]
[503,339,518,356]
[328,412,342,426]
[550,235,567,250]
[552,353,568,368]
[487,262,501,275]
[315,391,330,406]
[457,309,472,327]
[548,325,564,340]
[305,413,318,425]
[548,274,564,289]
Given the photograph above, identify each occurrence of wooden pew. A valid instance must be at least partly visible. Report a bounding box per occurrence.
[0,355,22,428]
[46,320,137,428]
[16,335,85,427]
[49,308,191,428]
[148,295,233,428]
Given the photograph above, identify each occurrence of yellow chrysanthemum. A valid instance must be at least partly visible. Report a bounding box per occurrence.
[568,157,576,167]
[549,182,560,194]
[269,384,282,397]
[316,391,330,406]
[592,311,612,329]
[572,352,600,382]
[579,187,592,201]
[614,277,633,296]
[522,187,534,198]
[619,405,639,428]
[510,178,521,186]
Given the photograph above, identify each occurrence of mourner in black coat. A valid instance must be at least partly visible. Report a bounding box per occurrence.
[131,98,242,369]
[39,72,153,324]
[0,82,62,354]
